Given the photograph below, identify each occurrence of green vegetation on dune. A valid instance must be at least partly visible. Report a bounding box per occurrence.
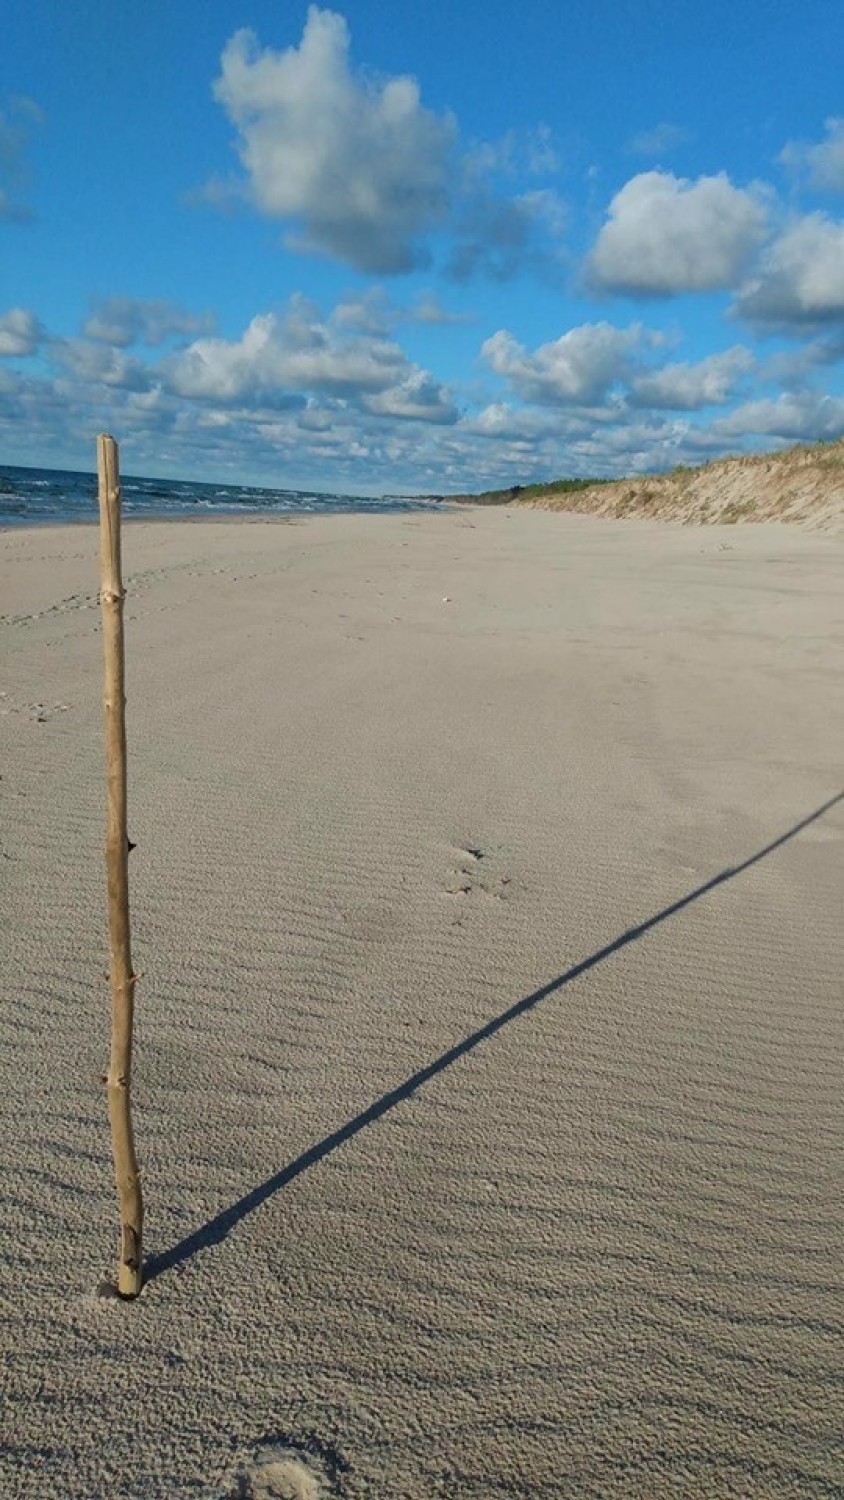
[449,476,609,505]
[444,436,844,530]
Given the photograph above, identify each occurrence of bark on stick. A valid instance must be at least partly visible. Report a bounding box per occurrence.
[97,433,143,1298]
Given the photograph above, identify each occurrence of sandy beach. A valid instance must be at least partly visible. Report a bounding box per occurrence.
[1,506,842,1499]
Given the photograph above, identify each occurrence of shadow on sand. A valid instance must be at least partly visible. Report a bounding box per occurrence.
[145,790,842,1285]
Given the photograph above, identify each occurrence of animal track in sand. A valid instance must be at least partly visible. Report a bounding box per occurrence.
[0,693,71,723]
[444,841,514,904]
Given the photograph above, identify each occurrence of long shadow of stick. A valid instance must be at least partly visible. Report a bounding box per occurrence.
[146,791,842,1284]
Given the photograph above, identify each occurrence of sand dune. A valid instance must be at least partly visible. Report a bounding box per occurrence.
[1,509,842,1498]
[454,437,844,532]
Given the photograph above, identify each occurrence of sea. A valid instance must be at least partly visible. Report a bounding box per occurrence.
[0,463,440,527]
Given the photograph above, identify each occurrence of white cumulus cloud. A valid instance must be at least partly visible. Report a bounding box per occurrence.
[460,403,561,441]
[734,214,844,328]
[717,390,844,442]
[760,334,844,386]
[587,171,768,295]
[210,7,456,273]
[0,307,44,357]
[629,346,754,409]
[165,295,455,422]
[84,297,215,347]
[53,339,153,392]
[365,370,457,424]
[482,322,645,405]
[780,118,844,193]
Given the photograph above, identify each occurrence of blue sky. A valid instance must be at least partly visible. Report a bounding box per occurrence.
[2,0,844,493]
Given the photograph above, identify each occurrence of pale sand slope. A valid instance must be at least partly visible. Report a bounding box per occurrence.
[521,440,844,531]
[1,509,842,1500]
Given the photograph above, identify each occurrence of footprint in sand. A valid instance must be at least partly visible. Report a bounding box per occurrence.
[234,1455,320,1499]
[229,1438,345,1499]
[445,842,514,902]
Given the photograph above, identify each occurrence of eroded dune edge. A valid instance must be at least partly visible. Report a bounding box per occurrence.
[450,438,844,533]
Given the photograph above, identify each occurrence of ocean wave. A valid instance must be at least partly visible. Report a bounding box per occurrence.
[0,464,439,526]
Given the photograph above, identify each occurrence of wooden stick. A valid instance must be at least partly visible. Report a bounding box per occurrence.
[97,433,143,1298]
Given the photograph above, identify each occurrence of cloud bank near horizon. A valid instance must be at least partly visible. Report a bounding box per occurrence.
[3,9,844,489]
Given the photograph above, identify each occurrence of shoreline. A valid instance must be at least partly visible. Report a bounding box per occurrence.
[0,504,447,533]
[4,488,842,535]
